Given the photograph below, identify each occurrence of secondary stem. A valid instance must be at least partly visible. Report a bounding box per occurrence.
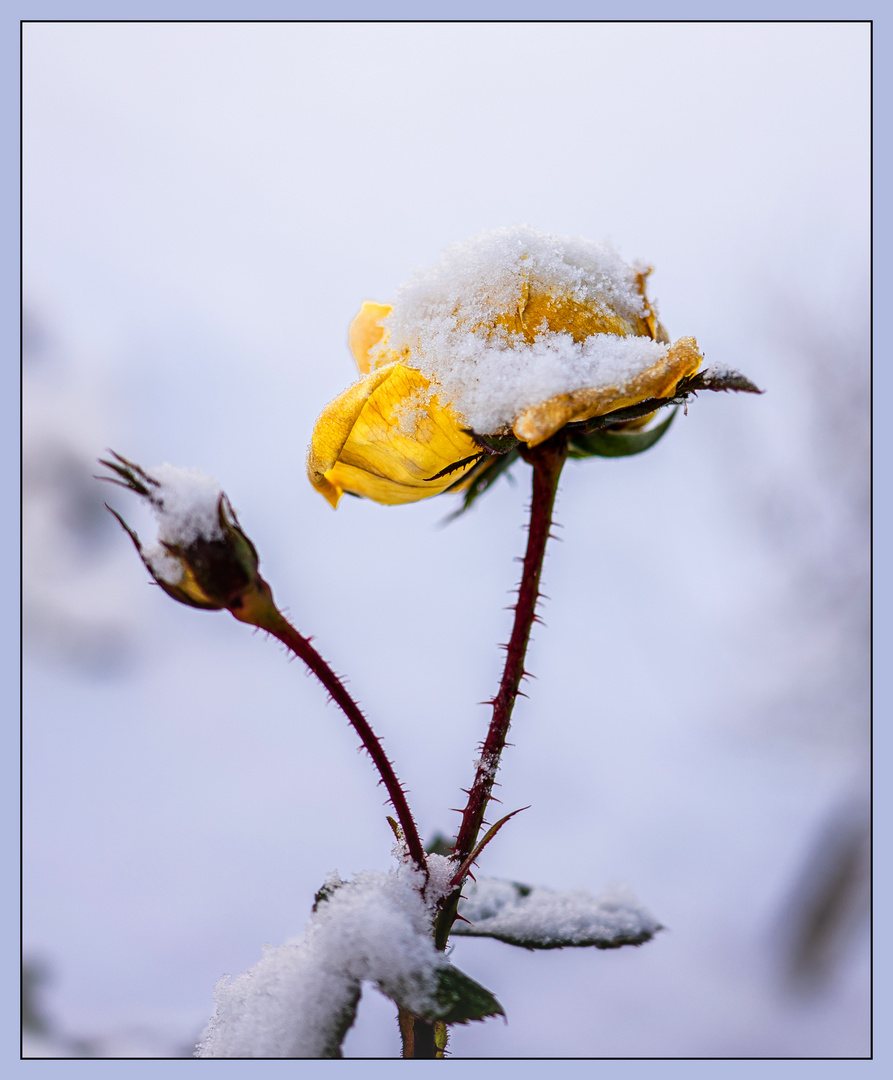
[397,1007,443,1059]
[235,598,428,876]
[454,433,568,868]
[242,437,564,1059]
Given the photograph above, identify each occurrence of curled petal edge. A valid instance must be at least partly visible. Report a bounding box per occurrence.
[307,365,395,507]
[348,301,392,375]
[307,363,481,508]
[513,337,704,447]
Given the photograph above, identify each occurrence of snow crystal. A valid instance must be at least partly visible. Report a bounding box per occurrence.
[454,877,661,950]
[472,752,499,781]
[423,852,458,900]
[197,860,449,1059]
[139,464,224,585]
[377,225,669,435]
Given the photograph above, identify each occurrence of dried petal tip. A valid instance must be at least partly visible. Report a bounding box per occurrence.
[98,452,273,618]
[678,367,763,395]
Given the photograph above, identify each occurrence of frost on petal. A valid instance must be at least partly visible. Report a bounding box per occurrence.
[452,877,662,950]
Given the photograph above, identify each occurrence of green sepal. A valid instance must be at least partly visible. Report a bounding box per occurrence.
[570,365,762,437]
[568,409,677,459]
[425,453,485,482]
[104,505,221,610]
[444,447,521,519]
[678,367,763,395]
[469,431,521,455]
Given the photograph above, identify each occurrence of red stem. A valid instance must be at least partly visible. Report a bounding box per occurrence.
[245,603,428,876]
[453,433,567,865]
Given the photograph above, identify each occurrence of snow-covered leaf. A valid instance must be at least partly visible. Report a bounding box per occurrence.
[453,877,662,951]
[197,858,495,1058]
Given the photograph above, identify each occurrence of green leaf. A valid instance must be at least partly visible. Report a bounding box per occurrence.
[312,875,346,912]
[425,966,505,1025]
[318,982,362,1058]
[452,877,662,951]
[567,409,677,459]
[571,396,671,432]
[381,963,504,1026]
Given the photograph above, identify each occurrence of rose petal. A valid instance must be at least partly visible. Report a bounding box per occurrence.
[348,301,392,374]
[307,363,481,506]
[513,337,703,447]
[491,285,656,344]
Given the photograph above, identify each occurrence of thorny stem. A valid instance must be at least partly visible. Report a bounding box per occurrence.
[243,436,563,1059]
[234,594,429,877]
[452,434,567,881]
[402,436,567,1057]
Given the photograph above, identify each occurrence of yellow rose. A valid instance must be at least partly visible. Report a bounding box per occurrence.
[307,228,704,508]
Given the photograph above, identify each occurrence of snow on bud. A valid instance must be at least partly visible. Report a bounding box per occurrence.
[98,452,272,619]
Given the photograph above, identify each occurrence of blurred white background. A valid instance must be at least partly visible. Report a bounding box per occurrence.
[22,22,869,1058]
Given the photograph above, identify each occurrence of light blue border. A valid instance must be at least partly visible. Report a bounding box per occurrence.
[12,2,883,1076]
[7,1,887,22]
